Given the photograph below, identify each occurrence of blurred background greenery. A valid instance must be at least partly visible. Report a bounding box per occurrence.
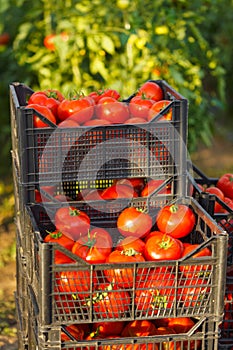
[0,0,233,222]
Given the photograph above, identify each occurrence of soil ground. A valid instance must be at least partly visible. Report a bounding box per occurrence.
[0,130,232,350]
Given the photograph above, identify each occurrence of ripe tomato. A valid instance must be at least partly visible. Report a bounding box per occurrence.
[156,204,196,239]
[154,327,182,350]
[135,272,176,316]
[144,231,183,261]
[88,89,120,103]
[92,321,125,336]
[43,32,69,51]
[25,103,57,127]
[0,32,10,46]
[179,244,212,277]
[55,289,76,314]
[57,96,94,124]
[54,206,91,240]
[116,236,146,254]
[217,173,233,200]
[148,100,172,122]
[158,317,195,334]
[35,185,56,202]
[205,186,225,213]
[178,277,210,308]
[113,178,145,194]
[124,117,147,124]
[83,118,112,126]
[28,90,64,117]
[44,229,74,262]
[61,323,89,342]
[140,179,171,197]
[104,249,146,288]
[71,228,112,264]
[77,188,103,201]
[101,184,138,200]
[58,119,80,127]
[96,97,130,124]
[117,207,153,238]
[137,81,163,102]
[129,95,155,119]
[91,282,131,318]
[121,320,157,337]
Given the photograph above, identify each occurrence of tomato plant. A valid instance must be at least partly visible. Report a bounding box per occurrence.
[43,32,69,51]
[96,97,130,124]
[25,104,57,128]
[144,231,183,261]
[117,207,153,238]
[156,204,196,239]
[57,96,94,124]
[71,228,113,264]
[148,100,172,121]
[136,81,164,102]
[54,206,91,240]
[217,173,233,200]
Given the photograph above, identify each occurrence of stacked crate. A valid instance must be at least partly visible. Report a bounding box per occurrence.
[10,80,228,350]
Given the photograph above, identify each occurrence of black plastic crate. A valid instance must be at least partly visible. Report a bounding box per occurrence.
[10,80,188,188]
[218,274,233,348]
[19,196,227,327]
[22,311,222,350]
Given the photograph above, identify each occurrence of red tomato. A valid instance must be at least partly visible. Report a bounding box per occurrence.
[0,32,10,46]
[43,31,69,51]
[96,97,130,124]
[137,81,164,102]
[92,321,125,336]
[141,179,171,197]
[83,118,112,126]
[116,236,146,254]
[117,207,153,238]
[222,197,233,212]
[61,323,89,342]
[25,103,57,128]
[91,282,131,318]
[129,95,155,119]
[88,89,120,103]
[160,317,195,334]
[58,119,80,127]
[121,320,157,337]
[144,230,184,255]
[179,244,212,277]
[144,232,183,261]
[55,290,76,314]
[124,117,147,124]
[77,188,103,201]
[44,229,74,261]
[104,249,146,288]
[135,272,176,316]
[35,185,56,202]
[71,227,112,264]
[28,90,64,117]
[101,184,138,200]
[148,100,172,121]
[113,178,145,194]
[205,186,225,213]
[178,277,210,308]
[54,206,91,240]
[217,173,233,200]
[154,327,182,350]
[156,204,196,239]
[57,97,94,124]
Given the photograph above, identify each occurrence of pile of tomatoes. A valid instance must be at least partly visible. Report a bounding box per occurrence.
[25,81,173,128]
[61,318,201,350]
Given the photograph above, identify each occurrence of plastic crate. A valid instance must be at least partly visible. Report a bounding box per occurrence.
[218,274,233,348]
[21,305,223,350]
[19,196,227,327]
[10,80,188,190]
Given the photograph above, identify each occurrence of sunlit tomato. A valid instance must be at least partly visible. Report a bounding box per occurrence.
[43,32,69,51]
[54,206,91,240]
[217,173,233,200]
[117,207,153,238]
[101,184,138,200]
[157,317,195,334]
[121,320,157,337]
[137,81,164,102]
[28,90,64,117]
[57,97,94,124]
[141,179,171,197]
[61,323,90,342]
[148,100,172,122]
[92,321,125,336]
[155,327,182,350]
[156,204,196,239]
[129,95,155,119]
[179,244,212,277]
[113,178,145,194]
[135,272,176,316]
[91,282,131,318]
[44,229,74,262]
[116,236,146,254]
[25,103,57,128]
[124,117,147,124]
[104,249,146,288]
[144,231,183,261]
[71,228,113,264]
[88,89,120,104]
[205,186,225,213]
[178,277,210,308]
[96,97,130,124]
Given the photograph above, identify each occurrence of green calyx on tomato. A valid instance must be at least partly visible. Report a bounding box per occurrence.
[85,283,113,306]
[169,204,179,213]
[69,208,82,217]
[151,290,169,309]
[46,230,63,239]
[120,248,141,256]
[157,234,176,250]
